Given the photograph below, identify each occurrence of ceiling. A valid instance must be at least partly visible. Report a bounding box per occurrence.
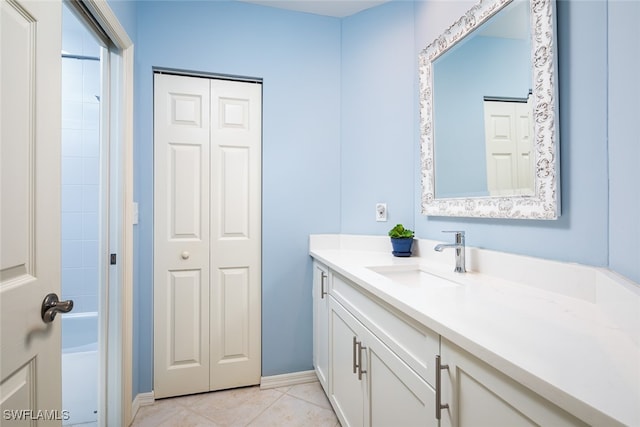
[237,0,391,17]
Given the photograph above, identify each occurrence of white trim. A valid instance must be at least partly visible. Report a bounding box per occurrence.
[119,43,134,427]
[131,391,155,421]
[81,0,133,48]
[73,1,134,426]
[260,370,319,390]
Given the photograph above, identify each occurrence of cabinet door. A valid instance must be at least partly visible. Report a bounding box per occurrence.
[312,262,330,392]
[329,298,365,427]
[440,338,588,427]
[364,327,437,427]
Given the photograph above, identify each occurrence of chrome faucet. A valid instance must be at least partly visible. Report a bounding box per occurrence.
[434,231,466,273]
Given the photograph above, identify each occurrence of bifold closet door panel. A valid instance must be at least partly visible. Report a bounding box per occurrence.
[209,79,262,390]
[153,73,211,398]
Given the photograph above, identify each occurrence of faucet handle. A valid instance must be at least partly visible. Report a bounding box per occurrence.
[442,230,465,243]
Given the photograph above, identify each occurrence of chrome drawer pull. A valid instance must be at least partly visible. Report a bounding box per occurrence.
[352,336,358,374]
[436,355,449,420]
[357,341,367,380]
[320,272,328,298]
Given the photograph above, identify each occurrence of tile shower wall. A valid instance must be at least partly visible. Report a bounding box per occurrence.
[61,7,101,314]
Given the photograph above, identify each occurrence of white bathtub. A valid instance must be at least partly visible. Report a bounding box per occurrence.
[62,311,98,353]
[61,312,98,425]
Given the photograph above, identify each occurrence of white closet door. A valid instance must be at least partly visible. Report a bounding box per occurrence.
[1,0,63,420]
[209,79,262,390]
[154,74,211,398]
[154,74,262,397]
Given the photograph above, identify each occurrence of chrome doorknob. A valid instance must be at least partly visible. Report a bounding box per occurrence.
[181,251,190,260]
[41,293,74,323]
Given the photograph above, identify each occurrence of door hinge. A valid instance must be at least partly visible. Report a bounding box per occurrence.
[110,253,117,265]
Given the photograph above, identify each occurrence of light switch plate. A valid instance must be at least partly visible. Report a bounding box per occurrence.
[376,203,387,222]
[133,202,139,225]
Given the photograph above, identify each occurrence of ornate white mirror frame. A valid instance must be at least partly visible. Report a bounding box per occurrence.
[419,0,560,219]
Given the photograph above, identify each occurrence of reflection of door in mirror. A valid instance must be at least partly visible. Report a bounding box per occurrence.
[483,94,534,196]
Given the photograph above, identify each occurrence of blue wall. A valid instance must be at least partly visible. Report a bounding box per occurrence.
[341,1,417,234]
[108,0,640,397]
[132,1,341,394]
[107,0,137,39]
[608,0,640,284]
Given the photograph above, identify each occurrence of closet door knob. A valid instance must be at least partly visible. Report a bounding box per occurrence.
[181,251,190,260]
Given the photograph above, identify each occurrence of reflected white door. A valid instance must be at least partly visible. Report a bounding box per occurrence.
[154,74,262,398]
[1,0,64,423]
[483,98,534,196]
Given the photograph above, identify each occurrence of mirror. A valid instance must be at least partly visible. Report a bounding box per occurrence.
[419,0,560,219]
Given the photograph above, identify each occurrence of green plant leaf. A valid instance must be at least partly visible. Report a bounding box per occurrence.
[388,224,414,238]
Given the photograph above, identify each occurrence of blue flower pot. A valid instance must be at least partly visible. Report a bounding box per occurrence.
[390,237,414,257]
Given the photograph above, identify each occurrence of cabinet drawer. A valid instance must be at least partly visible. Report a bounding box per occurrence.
[331,272,439,387]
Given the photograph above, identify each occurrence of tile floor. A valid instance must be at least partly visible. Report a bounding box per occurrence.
[131,381,340,427]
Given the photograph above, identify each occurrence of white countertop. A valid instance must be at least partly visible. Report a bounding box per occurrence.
[309,234,640,427]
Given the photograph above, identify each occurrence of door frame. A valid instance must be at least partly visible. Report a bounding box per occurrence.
[65,1,134,425]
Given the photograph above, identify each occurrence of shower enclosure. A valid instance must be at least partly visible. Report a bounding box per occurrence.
[61,5,103,425]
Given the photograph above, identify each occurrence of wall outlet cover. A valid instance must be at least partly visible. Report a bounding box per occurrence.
[376,203,387,221]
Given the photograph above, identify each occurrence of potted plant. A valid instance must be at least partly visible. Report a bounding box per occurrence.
[388,224,415,257]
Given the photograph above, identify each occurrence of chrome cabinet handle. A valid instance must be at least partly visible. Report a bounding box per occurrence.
[41,293,74,323]
[357,341,367,380]
[436,355,450,420]
[320,272,328,298]
[352,336,358,374]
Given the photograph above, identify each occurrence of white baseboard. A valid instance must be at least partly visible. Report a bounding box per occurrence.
[131,391,155,421]
[260,370,318,389]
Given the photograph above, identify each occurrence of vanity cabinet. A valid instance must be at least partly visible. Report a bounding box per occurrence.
[439,338,587,427]
[312,261,329,393]
[326,271,438,427]
[313,260,591,427]
[329,299,435,427]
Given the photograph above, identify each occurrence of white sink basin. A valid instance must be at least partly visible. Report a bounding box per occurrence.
[367,265,460,288]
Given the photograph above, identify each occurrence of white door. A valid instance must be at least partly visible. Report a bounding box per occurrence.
[208,78,262,390]
[1,0,64,423]
[483,98,534,196]
[329,299,365,427]
[154,73,262,398]
[440,338,586,427]
[365,327,434,427]
[154,74,211,398]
